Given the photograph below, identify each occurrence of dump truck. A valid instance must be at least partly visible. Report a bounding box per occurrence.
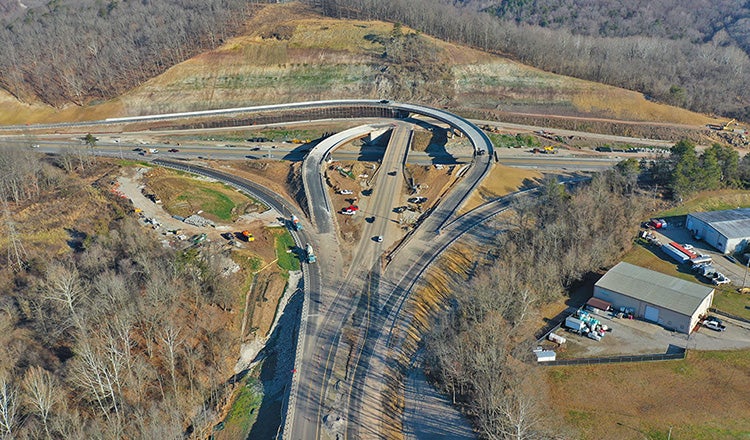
[305,243,316,263]
[290,215,302,231]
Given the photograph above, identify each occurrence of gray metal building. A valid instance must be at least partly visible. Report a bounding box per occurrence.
[686,208,750,254]
[594,262,714,334]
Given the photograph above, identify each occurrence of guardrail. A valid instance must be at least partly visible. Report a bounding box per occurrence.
[539,349,687,366]
[151,159,308,439]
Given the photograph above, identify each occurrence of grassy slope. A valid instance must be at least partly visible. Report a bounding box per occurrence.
[144,168,259,222]
[0,3,716,127]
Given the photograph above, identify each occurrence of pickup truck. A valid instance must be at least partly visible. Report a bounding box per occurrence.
[703,319,727,332]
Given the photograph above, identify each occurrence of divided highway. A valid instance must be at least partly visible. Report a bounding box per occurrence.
[9,101,509,440]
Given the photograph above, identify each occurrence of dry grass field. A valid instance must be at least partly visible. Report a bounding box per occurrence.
[461,163,543,213]
[545,350,750,439]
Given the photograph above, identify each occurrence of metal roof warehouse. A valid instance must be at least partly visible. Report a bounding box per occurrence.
[594,262,714,334]
[686,208,750,254]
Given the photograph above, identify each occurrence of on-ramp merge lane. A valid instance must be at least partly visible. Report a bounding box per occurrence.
[13,100,494,440]
[290,123,414,440]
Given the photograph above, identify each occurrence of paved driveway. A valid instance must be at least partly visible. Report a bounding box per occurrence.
[650,225,749,287]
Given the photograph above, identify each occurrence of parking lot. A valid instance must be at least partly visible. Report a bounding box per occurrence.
[648,221,749,287]
[546,309,750,359]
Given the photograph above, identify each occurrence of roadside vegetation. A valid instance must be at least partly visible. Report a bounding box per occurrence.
[273,228,301,272]
[487,132,540,149]
[0,147,263,439]
[424,136,750,438]
[214,376,263,440]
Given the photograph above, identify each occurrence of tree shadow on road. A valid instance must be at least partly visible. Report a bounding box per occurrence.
[245,290,303,439]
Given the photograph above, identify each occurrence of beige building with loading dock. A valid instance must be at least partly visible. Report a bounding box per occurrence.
[593,262,714,334]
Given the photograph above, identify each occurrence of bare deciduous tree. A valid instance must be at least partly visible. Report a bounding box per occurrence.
[159,325,183,398]
[22,367,59,440]
[0,372,19,438]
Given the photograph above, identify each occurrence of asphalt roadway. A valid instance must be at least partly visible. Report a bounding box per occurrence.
[289,122,413,440]
[4,100,660,440]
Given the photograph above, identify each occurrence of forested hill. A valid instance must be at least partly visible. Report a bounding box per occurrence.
[1,0,748,121]
[475,0,750,54]
[0,0,252,106]
[308,0,750,120]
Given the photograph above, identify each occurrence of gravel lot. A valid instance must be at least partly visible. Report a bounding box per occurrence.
[548,310,750,359]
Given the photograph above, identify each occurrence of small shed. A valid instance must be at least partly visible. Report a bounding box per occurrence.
[585,297,612,315]
[533,347,556,363]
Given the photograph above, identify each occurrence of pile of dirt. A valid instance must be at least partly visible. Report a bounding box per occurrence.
[405,164,457,208]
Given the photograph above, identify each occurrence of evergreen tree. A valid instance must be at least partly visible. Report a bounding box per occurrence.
[699,148,722,191]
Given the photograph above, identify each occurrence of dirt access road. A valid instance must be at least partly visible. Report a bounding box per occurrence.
[116,166,281,244]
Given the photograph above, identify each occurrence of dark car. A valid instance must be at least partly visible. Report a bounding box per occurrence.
[133,147,143,152]
[168,148,179,153]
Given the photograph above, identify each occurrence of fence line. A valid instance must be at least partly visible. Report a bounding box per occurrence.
[539,348,686,366]
[709,308,750,325]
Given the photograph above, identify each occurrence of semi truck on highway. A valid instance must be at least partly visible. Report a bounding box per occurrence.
[305,243,316,263]
[290,215,302,231]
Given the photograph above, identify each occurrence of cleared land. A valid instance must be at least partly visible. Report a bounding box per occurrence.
[143,167,266,222]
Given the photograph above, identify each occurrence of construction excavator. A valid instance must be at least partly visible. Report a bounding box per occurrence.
[722,119,737,131]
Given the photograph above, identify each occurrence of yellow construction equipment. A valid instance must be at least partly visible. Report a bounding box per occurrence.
[723,119,737,131]
[543,146,557,154]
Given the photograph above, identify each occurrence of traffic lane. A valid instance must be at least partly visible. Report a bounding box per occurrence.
[335,125,411,437]
[498,156,618,171]
[15,139,473,164]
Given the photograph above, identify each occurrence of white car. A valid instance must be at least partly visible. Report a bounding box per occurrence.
[713,273,731,285]
[339,189,353,195]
